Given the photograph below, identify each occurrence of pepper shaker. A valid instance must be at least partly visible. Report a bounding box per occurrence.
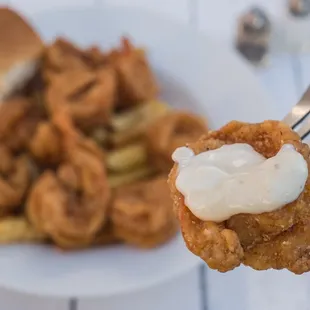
[236,7,271,64]
[289,0,310,17]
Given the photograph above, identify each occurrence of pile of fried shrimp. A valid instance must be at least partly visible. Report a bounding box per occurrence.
[0,37,208,250]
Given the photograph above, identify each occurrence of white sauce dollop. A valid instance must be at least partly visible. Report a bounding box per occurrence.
[172,143,308,222]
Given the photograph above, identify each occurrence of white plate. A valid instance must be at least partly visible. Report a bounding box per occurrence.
[0,5,278,298]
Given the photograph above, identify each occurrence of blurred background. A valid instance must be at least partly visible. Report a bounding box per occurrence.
[1,0,310,310]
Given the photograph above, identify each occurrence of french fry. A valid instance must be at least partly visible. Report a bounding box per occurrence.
[111,99,169,132]
[108,166,156,188]
[106,142,147,172]
[0,217,46,244]
[110,100,170,146]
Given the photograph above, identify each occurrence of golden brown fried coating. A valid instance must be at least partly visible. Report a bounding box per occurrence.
[26,111,111,249]
[46,66,116,130]
[108,37,158,108]
[244,221,310,274]
[30,104,106,167]
[111,176,178,248]
[43,38,108,75]
[84,46,107,68]
[47,69,96,98]
[168,120,310,273]
[146,112,208,172]
[0,145,33,216]
[43,38,89,73]
[43,37,117,131]
[29,121,63,165]
[0,97,44,152]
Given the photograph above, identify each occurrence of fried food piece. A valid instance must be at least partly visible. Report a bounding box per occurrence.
[43,38,107,76]
[84,46,107,68]
[0,97,44,152]
[47,69,96,98]
[29,121,63,165]
[244,221,310,274]
[43,38,89,73]
[68,67,116,128]
[108,37,158,108]
[112,176,178,248]
[27,111,110,249]
[30,106,106,166]
[46,66,116,130]
[0,145,33,216]
[146,112,208,172]
[44,38,117,131]
[168,120,310,273]
[0,216,46,244]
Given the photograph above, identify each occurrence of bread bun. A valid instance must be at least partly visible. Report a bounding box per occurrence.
[0,7,43,100]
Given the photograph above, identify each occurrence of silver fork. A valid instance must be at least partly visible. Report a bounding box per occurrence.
[283,86,310,140]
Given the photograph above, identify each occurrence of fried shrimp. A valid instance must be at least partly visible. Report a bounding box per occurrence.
[0,145,33,216]
[29,121,63,166]
[108,37,158,108]
[243,221,310,274]
[0,97,44,152]
[168,120,310,273]
[146,112,207,172]
[26,111,111,249]
[43,38,90,73]
[111,176,178,248]
[46,66,117,131]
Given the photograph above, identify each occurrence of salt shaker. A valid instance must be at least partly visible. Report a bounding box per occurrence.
[236,7,271,64]
[289,0,310,17]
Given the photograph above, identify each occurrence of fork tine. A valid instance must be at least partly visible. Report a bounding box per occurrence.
[295,118,310,140]
[283,86,310,128]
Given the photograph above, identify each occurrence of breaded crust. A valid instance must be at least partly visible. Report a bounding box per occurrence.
[168,120,310,273]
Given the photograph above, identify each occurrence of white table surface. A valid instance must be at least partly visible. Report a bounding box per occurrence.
[1,0,310,309]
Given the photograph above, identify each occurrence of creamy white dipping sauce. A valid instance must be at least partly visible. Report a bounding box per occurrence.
[172,143,308,222]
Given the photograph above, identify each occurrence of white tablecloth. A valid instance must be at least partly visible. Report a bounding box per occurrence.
[1,0,309,309]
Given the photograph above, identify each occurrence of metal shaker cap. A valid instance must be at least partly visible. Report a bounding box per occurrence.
[243,7,270,34]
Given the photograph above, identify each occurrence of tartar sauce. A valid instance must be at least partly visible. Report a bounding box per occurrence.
[172,143,308,222]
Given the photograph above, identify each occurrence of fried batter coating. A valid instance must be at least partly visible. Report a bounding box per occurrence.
[111,176,178,248]
[168,120,310,273]
[46,66,116,130]
[0,97,44,152]
[29,121,63,165]
[146,112,208,172]
[108,37,158,108]
[43,38,107,75]
[244,221,310,274]
[0,145,33,216]
[84,46,107,68]
[43,37,117,131]
[43,38,89,73]
[47,69,96,98]
[27,112,110,249]
[30,104,106,167]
